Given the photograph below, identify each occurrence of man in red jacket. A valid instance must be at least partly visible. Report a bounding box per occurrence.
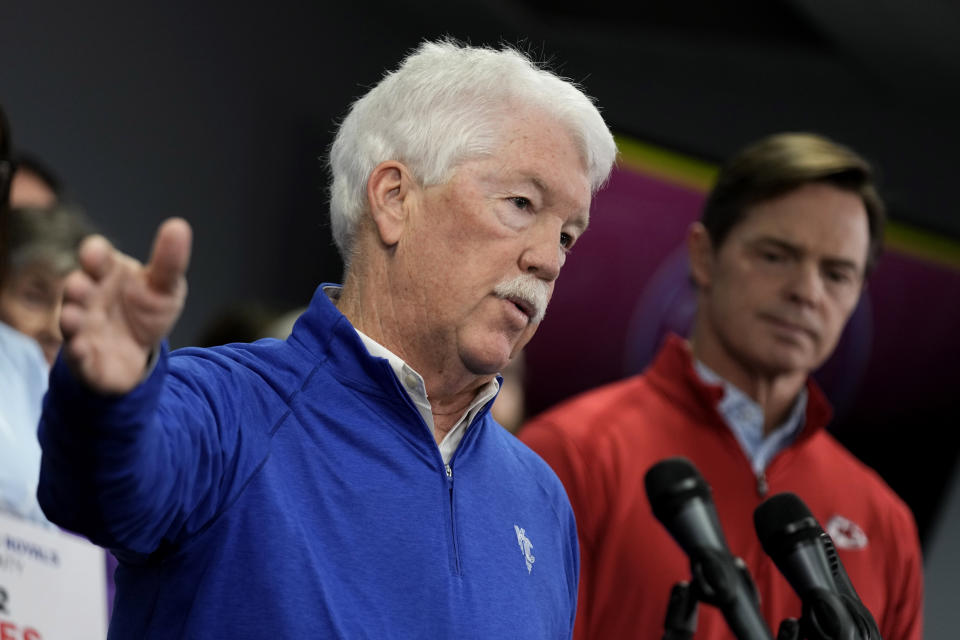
[520,132,923,639]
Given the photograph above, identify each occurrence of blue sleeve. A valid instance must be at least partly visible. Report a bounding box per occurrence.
[36,343,277,555]
[564,479,580,638]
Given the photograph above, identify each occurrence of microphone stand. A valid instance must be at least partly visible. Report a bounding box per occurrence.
[668,584,884,640]
[662,548,771,640]
[783,589,881,640]
[662,582,698,640]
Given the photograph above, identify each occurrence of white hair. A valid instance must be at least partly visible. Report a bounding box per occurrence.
[328,39,617,262]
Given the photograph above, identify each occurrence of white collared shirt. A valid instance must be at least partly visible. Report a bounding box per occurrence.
[693,359,808,474]
[354,329,500,465]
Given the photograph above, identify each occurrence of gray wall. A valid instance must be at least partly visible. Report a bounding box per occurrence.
[926,466,960,639]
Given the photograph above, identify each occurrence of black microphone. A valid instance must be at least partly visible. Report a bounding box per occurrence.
[645,457,774,640]
[753,492,881,640]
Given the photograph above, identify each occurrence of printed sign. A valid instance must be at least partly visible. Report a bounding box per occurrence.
[0,511,107,640]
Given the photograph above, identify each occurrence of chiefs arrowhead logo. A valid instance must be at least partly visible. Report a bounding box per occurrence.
[825,514,868,550]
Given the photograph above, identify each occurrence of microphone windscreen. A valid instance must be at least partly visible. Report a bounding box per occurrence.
[753,492,821,560]
[645,457,711,523]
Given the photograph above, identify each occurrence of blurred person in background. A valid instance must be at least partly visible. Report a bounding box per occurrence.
[194,302,306,346]
[36,40,616,638]
[0,204,91,525]
[1,205,94,364]
[0,105,53,524]
[520,132,923,639]
[193,300,289,347]
[1,104,15,279]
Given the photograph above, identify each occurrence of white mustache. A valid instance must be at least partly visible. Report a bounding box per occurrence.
[494,275,551,325]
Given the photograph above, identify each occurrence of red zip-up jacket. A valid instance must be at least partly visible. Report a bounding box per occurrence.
[520,335,923,640]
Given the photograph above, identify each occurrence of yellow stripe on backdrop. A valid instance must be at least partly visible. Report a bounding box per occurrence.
[614,133,960,271]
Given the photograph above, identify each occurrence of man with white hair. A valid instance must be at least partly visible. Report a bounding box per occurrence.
[37,40,616,638]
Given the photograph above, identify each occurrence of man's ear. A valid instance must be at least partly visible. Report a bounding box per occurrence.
[688,222,715,289]
[366,161,414,247]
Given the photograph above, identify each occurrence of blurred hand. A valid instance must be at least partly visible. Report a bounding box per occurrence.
[60,218,192,394]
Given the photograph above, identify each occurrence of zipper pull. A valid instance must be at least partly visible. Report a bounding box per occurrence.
[445,464,453,479]
[756,471,768,497]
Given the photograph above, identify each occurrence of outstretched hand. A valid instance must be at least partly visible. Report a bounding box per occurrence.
[60,218,193,394]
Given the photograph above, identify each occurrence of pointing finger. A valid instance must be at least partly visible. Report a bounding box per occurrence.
[145,218,192,294]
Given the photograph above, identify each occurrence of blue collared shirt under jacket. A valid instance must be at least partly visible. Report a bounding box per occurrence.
[37,285,579,639]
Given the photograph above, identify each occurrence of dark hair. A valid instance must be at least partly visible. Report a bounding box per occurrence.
[0,104,10,161]
[1,104,13,284]
[701,132,885,273]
